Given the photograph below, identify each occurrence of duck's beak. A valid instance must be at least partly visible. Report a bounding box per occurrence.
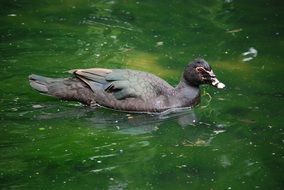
[211,77,226,89]
[196,67,226,89]
[207,70,226,89]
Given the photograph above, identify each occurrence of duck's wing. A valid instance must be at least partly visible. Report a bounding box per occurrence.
[71,68,173,100]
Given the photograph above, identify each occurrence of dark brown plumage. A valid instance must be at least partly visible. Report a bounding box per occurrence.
[29,59,225,113]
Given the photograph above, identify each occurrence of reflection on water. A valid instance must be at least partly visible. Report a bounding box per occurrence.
[33,106,198,134]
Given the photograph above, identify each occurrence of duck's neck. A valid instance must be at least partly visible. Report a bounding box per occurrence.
[175,77,199,91]
[172,77,201,107]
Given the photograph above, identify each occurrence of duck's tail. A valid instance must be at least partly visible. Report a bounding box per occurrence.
[29,74,58,93]
[28,74,94,105]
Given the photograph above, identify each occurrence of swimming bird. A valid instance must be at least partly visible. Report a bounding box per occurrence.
[29,59,225,113]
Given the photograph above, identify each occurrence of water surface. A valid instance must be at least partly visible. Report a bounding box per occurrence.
[0,0,283,189]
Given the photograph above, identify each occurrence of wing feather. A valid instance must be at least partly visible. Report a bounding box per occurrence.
[72,68,173,101]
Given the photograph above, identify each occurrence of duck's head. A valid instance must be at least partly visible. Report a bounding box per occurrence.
[183,59,225,89]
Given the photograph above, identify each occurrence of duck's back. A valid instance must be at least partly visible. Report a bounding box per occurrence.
[73,68,175,112]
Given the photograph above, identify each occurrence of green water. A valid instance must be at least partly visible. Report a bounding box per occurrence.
[1,0,283,189]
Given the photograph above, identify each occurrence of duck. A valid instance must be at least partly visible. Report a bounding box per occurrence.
[28,59,225,113]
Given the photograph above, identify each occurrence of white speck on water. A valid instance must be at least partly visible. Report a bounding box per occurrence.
[243,57,253,62]
[213,130,225,135]
[156,41,164,47]
[97,160,102,163]
[242,47,257,62]
[89,154,117,160]
[242,47,257,57]
[228,187,232,190]
[32,104,43,109]
[177,164,187,168]
[110,35,117,40]
[90,166,117,173]
[272,152,276,155]
[8,14,17,17]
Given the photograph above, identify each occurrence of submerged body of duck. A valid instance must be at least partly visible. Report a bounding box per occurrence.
[29,59,225,113]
